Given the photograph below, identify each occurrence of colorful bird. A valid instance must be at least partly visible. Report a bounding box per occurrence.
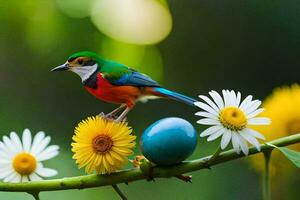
[52,51,196,121]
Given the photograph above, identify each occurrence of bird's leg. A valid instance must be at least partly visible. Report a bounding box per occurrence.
[115,107,131,122]
[105,104,126,119]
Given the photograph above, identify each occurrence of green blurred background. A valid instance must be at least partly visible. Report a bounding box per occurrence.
[0,0,299,199]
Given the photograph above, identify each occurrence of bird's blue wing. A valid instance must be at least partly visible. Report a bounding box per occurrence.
[101,60,160,87]
[111,71,160,87]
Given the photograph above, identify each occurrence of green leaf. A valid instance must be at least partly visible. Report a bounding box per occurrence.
[266,143,300,168]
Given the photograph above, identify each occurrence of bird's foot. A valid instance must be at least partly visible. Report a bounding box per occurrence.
[98,112,127,122]
[98,112,105,117]
[106,113,118,120]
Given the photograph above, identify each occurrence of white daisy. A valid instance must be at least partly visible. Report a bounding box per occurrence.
[0,129,59,182]
[195,90,271,155]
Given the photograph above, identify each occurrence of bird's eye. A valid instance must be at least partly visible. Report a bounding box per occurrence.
[77,59,84,65]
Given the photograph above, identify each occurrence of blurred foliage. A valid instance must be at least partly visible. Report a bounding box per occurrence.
[55,0,92,18]
[0,0,299,199]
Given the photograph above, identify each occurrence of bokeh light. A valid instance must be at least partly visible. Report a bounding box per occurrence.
[91,0,172,45]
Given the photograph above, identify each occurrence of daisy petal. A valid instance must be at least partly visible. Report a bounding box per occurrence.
[36,145,59,161]
[36,167,58,177]
[9,132,23,152]
[231,133,240,154]
[197,118,220,125]
[200,126,223,137]
[248,117,271,125]
[220,130,232,149]
[209,90,224,109]
[0,156,10,164]
[240,131,261,151]
[198,95,220,113]
[11,174,21,183]
[244,128,266,140]
[239,95,253,110]
[3,136,18,155]
[245,100,261,115]
[31,135,50,156]
[3,172,19,183]
[228,90,236,106]
[21,176,29,182]
[0,142,11,156]
[22,129,32,152]
[29,173,43,181]
[222,90,231,107]
[0,149,10,160]
[237,135,249,155]
[194,102,218,116]
[30,131,46,155]
[247,108,264,119]
[0,169,14,179]
[235,92,241,107]
[195,111,218,120]
[207,130,224,141]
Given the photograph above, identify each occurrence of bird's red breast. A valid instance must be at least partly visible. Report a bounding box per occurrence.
[84,73,144,108]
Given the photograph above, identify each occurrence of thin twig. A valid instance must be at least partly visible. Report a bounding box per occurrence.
[112,184,127,200]
[28,192,40,200]
[206,146,222,167]
[263,150,272,200]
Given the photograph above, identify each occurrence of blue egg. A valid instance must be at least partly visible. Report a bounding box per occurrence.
[140,117,198,166]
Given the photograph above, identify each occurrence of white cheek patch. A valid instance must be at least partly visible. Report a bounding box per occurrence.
[70,64,98,82]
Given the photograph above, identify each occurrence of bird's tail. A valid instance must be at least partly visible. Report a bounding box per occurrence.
[149,87,197,106]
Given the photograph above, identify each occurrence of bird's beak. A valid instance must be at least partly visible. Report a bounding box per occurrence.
[51,63,69,72]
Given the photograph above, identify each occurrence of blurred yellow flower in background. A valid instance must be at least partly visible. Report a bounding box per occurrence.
[72,116,136,174]
[250,84,300,175]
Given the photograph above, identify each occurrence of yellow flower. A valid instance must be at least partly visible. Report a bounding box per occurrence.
[249,84,300,175]
[71,116,136,174]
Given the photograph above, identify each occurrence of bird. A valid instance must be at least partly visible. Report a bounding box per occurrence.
[51,51,196,121]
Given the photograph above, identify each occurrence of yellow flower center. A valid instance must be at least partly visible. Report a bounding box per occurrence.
[219,107,247,131]
[92,135,113,154]
[13,153,37,175]
[286,119,300,134]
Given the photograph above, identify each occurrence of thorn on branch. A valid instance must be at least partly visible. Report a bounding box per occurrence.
[175,175,192,183]
[203,158,212,169]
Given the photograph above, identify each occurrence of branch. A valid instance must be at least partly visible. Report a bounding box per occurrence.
[1,133,300,192]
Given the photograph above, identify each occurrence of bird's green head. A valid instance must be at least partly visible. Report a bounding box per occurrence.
[51,51,103,82]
